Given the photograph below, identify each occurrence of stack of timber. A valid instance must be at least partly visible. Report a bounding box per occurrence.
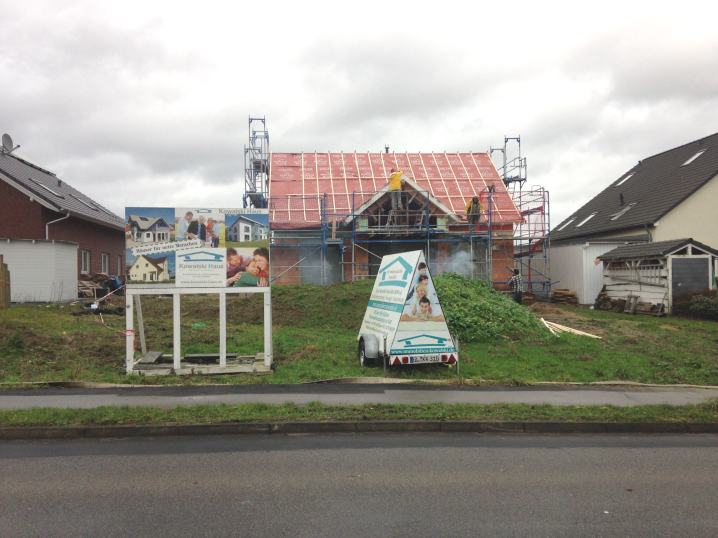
[0,254,10,308]
[551,288,578,305]
[594,292,665,316]
[78,273,111,299]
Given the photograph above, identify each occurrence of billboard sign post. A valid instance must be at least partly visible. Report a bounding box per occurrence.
[124,207,272,375]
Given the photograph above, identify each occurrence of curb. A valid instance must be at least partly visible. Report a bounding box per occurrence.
[2,421,718,440]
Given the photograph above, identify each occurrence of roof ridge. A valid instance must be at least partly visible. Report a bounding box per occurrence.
[2,153,57,176]
[639,131,718,163]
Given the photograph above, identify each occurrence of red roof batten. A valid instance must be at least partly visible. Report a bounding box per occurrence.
[269,152,522,229]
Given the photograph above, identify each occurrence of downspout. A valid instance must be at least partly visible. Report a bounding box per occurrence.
[46,211,70,239]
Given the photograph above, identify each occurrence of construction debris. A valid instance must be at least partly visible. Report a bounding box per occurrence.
[551,288,578,305]
[541,318,602,339]
[594,292,665,316]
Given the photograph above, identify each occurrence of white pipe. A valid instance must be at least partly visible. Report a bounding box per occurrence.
[45,211,70,239]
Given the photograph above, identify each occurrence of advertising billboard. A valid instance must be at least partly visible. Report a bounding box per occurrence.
[125,207,269,288]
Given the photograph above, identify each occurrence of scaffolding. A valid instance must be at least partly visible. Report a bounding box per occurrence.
[244,116,269,208]
[269,188,497,286]
[491,136,552,298]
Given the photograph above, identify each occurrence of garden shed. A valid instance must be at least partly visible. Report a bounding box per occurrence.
[597,238,718,314]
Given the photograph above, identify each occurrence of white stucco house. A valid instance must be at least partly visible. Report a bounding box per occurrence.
[550,132,718,304]
[227,215,268,243]
[128,254,170,282]
[127,215,171,243]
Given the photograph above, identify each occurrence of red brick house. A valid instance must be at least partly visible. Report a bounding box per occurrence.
[0,151,124,279]
[269,151,522,286]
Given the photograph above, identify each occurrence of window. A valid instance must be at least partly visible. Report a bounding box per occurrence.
[101,253,109,274]
[615,173,634,186]
[610,202,637,221]
[575,212,597,227]
[557,217,576,231]
[682,149,706,166]
[117,255,122,275]
[27,177,64,197]
[244,234,251,241]
[68,193,98,211]
[81,250,91,274]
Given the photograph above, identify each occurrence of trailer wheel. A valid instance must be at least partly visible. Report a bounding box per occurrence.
[359,338,372,367]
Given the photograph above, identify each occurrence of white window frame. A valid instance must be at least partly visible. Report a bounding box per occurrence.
[615,173,633,186]
[101,253,110,274]
[81,250,91,274]
[557,218,576,231]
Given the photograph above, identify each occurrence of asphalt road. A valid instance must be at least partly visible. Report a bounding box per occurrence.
[1,433,717,537]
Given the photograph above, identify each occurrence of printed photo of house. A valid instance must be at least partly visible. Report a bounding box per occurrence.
[125,208,174,248]
[128,254,172,283]
[226,214,268,245]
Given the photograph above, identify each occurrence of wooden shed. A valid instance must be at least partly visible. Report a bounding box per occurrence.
[597,238,718,314]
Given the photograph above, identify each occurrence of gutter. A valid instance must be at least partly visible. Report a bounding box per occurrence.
[45,211,71,239]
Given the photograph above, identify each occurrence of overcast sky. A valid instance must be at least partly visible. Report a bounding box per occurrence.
[2,0,717,225]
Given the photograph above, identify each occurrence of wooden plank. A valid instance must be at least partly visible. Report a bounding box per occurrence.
[136,351,163,364]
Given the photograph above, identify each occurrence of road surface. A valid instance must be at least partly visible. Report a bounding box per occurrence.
[1,433,717,537]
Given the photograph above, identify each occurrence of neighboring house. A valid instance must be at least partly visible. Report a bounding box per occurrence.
[227,215,268,242]
[0,149,125,286]
[597,238,717,314]
[550,132,718,304]
[128,254,170,282]
[127,215,171,243]
[269,152,522,285]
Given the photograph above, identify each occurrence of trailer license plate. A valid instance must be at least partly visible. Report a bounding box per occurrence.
[410,355,442,364]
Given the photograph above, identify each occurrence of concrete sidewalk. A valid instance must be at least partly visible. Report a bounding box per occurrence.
[2,384,718,409]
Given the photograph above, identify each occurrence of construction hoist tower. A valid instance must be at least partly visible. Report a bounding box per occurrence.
[491,136,552,298]
[244,116,270,208]
[490,136,527,193]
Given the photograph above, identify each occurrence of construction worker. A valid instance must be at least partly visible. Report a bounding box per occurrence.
[466,195,482,228]
[387,167,407,210]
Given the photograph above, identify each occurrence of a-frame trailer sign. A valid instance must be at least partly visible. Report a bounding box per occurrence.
[357,250,458,366]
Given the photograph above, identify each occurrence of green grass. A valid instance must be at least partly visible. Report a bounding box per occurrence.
[1,401,717,427]
[1,277,717,386]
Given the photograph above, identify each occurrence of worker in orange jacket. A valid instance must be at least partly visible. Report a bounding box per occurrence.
[465,195,482,228]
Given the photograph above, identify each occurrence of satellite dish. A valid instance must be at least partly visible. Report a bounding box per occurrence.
[1,133,19,154]
[2,134,13,152]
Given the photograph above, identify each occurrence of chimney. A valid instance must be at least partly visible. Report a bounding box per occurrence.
[384,145,390,154]
[619,193,624,206]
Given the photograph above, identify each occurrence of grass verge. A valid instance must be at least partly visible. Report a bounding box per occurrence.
[1,401,717,427]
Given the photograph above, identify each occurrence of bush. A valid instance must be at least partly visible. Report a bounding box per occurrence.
[687,291,718,320]
[434,273,547,343]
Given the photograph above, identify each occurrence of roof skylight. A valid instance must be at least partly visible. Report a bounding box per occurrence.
[575,212,597,227]
[68,193,98,211]
[27,177,63,198]
[681,149,706,166]
[557,217,576,231]
[610,202,636,221]
[615,173,634,186]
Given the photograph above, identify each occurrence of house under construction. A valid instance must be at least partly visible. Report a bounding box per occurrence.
[268,150,551,296]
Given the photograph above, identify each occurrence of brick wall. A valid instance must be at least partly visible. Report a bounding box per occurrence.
[42,208,124,277]
[0,180,124,277]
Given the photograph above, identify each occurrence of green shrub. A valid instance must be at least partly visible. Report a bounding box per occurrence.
[434,273,547,343]
[687,291,718,321]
